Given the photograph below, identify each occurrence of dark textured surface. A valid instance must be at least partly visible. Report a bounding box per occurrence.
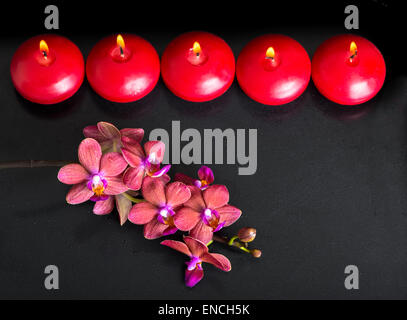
[1,1,407,299]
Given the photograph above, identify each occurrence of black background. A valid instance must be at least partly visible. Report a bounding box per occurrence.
[1,0,407,299]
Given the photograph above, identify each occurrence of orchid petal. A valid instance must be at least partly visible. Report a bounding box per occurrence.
[160,174,171,184]
[198,166,214,184]
[165,182,191,208]
[174,172,196,186]
[78,138,102,174]
[144,141,165,164]
[120,128,144,143]
[184,186,206,212]
[93,196,114,215]
[161,240,192,256]
[83,125,108,141]
[185,268,204,288]
[100,152,128,177]
[218,205,242,227]
[115,194,132,226]
[183,236,209,258]
[150,164,171,178]
[189,221,214,245]
[121,148,144,168]
[97,122,121,140]
[142,176,166,207]
[99,140,114,153]
[128,202,158,225]
[123,167,145,191]
[104,176,128,195]
[121,138,145,158]
[66,183,94,204]
[143,218,168,240]
[201,253,231,272]
[203,185,229,209]
[58,164,89,185]
[174,207,201,231]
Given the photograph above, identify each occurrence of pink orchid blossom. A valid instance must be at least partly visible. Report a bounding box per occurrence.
[128,177,191,239]
[83,121,144,153]
[175,165,214,190]
[57,138,128,211]
[161,236,231,287]
[174,185,242,244]
[121,140,171,191]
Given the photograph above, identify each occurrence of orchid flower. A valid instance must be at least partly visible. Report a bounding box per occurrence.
[83,121,144,153]
[128,177,191,239]
[161,236,231,287]
[174,185,242,244]
[175,165,214,190]
[121,140,171,191]
[57,138,128,212]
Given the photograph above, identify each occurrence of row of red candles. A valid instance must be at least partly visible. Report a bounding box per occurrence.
[10,31,386,106]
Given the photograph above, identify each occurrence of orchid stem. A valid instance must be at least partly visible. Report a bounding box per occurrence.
[212,234,259,257]
[122,192,144,203]
[0,160,72,170]
[228,236,238,246]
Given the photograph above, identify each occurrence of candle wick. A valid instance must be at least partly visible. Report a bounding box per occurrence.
[196,52,200,57]
[120,46,124,57]
[350,50,357,60]
[42,51,48,59]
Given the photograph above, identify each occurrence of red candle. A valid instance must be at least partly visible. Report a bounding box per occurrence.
[236,34,311,105]
[312,34,386,105]
[86,34,160,103]
[10,34,84,105]
[161,31,235,102]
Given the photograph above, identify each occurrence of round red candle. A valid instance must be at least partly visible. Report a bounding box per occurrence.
[312,34,386,105]
[86,34,160,103]
[236,34,311,105]
[10,34,84,105]
[161,31,235,102]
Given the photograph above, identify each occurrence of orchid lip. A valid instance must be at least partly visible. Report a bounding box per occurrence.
[194,179,209,190]
[186,256,202,271]
[163,226,178,236]
[201,208,221,230]
[213,222,225,232]
[87,173,108,200]
[90,194,109,202]
[152,166,170,177]
[157,206,175,225]
[148,153,158,164]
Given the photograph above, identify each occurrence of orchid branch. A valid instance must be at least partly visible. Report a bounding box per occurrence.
[0,160,261,255]
[0,122,261,288]
[213,233,262,258]
[0,160,71,169]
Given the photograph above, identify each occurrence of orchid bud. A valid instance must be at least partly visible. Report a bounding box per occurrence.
[251,249,262,258]
[237,227,256,243]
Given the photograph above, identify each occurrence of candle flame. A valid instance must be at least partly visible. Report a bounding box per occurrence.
[39,40,49,55]
[117,34,125,50]
[266,47,275,59]
[350,41,357,56]
[193,41,201,55]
